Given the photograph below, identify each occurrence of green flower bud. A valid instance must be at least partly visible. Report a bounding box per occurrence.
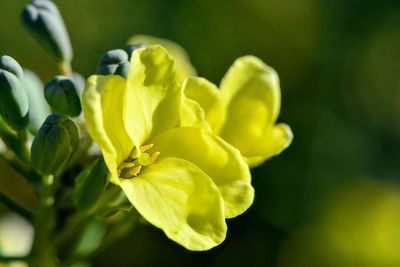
[0,56,29,131]
[23,68,51,134]
[125,43,146,59]
[31,113,79,176]
[44,76,81,117]
[21,0,73,63]
[97,49,130,78]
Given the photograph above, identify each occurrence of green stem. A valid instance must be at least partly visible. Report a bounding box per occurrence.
[59,61,73,78]
[28,175,57,267]
[0,190,33,221]
[17,130,27,144]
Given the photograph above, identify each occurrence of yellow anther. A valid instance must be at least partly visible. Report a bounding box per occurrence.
[149,152,160,165]
[140,144,153,153]
[118,161,134,170]
[117,161,134,176]
[129,165,142,176]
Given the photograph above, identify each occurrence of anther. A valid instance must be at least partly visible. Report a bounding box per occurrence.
[149,152,160,165]
[129,166,142,176]
[140,144,153,153]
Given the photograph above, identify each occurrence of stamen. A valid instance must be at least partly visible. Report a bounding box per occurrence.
[119,144,159,179]
[117,161,134,176]
[149,152,160,165]
[118,161,134,170]
[140,144,153,153]
[129,165,142,176]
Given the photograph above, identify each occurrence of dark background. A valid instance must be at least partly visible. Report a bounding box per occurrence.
[1,0,400,266]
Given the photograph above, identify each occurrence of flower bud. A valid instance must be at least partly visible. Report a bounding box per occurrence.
[31,113,79,176]
[21,0,73,63]
[125,43,147,59]
[44,76,81,117]
[0,56,29,131]
[97,49,130,78]
[23,68,51,134]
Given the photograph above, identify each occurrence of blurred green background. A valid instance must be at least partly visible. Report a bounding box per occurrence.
[1,0,400,266]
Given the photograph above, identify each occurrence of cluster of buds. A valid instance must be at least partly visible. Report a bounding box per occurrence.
[0,2,143,264]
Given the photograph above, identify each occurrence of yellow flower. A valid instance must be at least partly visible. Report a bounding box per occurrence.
[182,57,293,168]
[127,35,197,84]
[127,36,292,168]
[82,45,253,251]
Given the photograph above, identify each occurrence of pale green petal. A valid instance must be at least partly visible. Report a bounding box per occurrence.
[151,127,253,218]
[82,75,134,183]
[183,77,225,133]
[127,35,197,83]
[119,157,226,251]
[219,56,290,166]
[245,123,293,168]
[124,45,181,145]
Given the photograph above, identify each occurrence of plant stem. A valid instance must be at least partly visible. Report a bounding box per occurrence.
[0,190,33,221]
[59,61,73,78]
[28,175,57,267]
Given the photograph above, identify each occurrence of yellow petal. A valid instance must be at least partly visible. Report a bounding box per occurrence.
[127,35,197,83]
[124,45,181,145]
[180,96,211,131]
[82,75,134,183]
[219,56,291,167]
[182,77,225,133]
[151,127,254,218]
[119,157,226,251]
[245,123,293,168]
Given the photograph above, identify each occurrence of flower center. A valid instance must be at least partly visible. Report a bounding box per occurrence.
[117,144,160,179]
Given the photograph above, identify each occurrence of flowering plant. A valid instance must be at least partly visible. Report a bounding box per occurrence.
[0,1,291,266]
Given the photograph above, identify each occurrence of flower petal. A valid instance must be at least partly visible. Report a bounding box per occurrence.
[182,77,225,133]
[180,96,211,131]
[219,56,290,166]
[119,157,226,251]
[244,123,293,168]
[151,127,253,218]
[127,35,197,83]
[82,75,134,183]
[125,45,181,145]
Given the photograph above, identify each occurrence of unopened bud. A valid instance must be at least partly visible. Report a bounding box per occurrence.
[31,113,79,175]
[21,0,73,63]
[97,49,130,78]
[0,56,29,131]
[44,76,81,117]
[125,43,146,59]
